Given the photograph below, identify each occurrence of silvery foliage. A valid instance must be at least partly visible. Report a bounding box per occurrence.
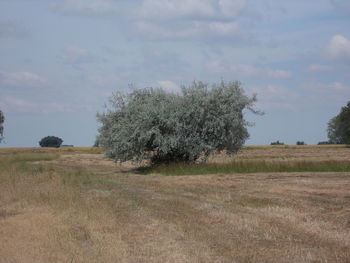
[97,81,259,163]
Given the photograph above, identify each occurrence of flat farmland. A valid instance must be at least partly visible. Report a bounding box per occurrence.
[1,146,350,263]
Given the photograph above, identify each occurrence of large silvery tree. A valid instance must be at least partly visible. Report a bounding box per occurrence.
[97,81,259,164]
[0,110,4,143]
[328,101,350,144]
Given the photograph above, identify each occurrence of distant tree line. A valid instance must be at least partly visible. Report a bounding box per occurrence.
[317,141,331,145]
[270,140,284,145]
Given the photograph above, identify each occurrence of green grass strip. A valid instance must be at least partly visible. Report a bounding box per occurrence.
[139,160,350,176]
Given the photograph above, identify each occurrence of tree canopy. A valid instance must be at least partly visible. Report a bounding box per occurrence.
[0,110,4,143]
[328,101,350,144]
[97,81,260,164]
[39,136,63,148]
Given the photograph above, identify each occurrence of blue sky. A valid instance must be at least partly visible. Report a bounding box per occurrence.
[0,0,349,147]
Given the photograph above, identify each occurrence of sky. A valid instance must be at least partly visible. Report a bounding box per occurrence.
[0,0,350,147]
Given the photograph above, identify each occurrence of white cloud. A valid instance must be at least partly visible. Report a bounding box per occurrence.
[89,75,120,87]
[138,0,215,20]
[206,61,292,79]
[65,46,89,57]
[307,64,331,72]
[0,96,88,114]
[249,80,349,111]
[300,81,350,107]
[328,82,348,91]
[264,85,290,100]
[0,96,37,113]
[327,35,350,61]
[218,0,246,17]
[138,0,246,20]
[133,0,251,42]
[206,61,255,76]
[231,64,260,77]
[134,20,247,41]
[51,0,119,16]
[157,80,180,93]
[247,84,299,110]
[0,71,47,87]
[62,46,93,64]
[204,21,242,37]
[267,69,292,79]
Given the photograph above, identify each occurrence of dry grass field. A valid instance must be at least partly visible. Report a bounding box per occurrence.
[1,146,350,262]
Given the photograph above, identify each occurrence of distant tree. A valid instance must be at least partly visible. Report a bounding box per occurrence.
[97,81,260,164]
[318,141,331,145]
[296,141,305,145]
[0,110,4,143]
[39,136,63,148]
[271,140,284,145]
[328,101,350,144]
[93,136,100,147]
[327,117,342,144]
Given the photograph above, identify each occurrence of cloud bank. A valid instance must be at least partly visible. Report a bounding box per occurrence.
[0,71,47,88]
[132,0,252,42]
[51,0,119,16]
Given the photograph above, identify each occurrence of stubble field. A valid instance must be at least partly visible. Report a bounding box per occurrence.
[1,146,350,263]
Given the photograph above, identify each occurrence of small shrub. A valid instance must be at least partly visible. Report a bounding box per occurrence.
[296,141,305,145]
